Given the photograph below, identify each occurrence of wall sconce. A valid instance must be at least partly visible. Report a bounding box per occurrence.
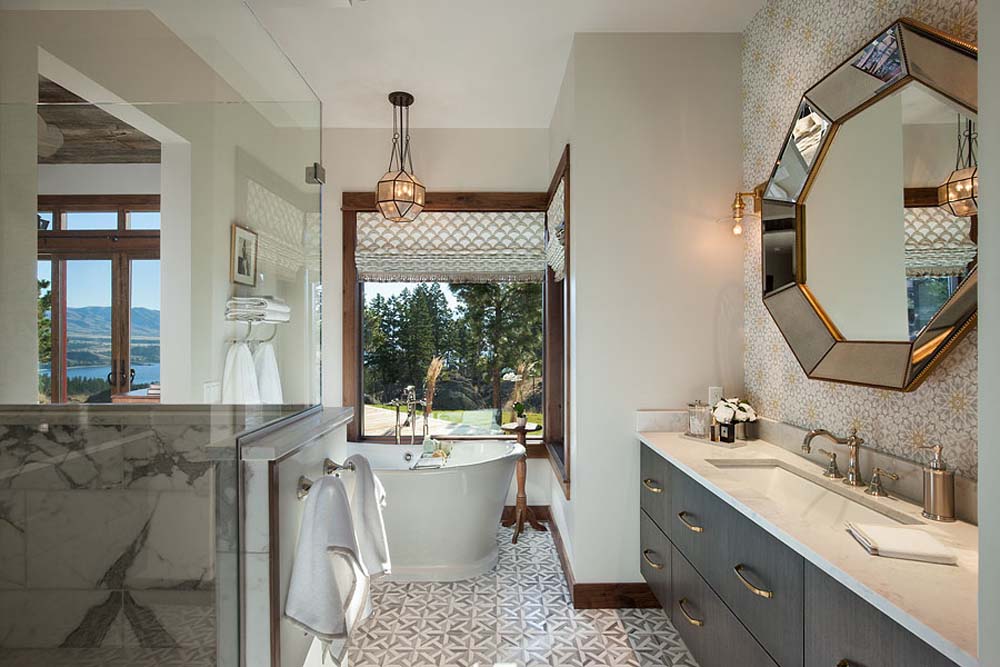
[729,188,763,236]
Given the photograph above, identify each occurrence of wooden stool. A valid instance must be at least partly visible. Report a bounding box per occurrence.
[500,421,547,544]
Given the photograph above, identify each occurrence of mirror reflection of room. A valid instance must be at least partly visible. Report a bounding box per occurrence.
[805,82,977,342]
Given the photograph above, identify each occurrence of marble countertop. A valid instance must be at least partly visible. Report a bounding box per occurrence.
[638,431,979,667]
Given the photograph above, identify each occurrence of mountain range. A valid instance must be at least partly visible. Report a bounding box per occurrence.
[65,307,160,338]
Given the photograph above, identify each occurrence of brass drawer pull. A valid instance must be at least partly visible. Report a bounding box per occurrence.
[677,598,705,627]
[734,564,774,599]
[642,478,663,493]
[677,511,704,533]
[642,549,664,570]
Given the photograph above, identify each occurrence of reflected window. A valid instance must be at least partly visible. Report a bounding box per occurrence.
[37,259,53,403]
[127,211,160,230]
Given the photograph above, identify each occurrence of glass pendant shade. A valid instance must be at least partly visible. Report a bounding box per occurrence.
[376,91,425,223]
[938,166,978,217]
[377,169,425,222]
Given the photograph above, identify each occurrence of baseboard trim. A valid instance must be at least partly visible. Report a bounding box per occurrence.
[544,510,656,609]
[500,504,551,523]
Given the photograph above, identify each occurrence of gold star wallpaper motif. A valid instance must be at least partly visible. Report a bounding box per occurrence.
[741,0,979,480]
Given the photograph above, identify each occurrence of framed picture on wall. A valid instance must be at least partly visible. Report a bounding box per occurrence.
[231,223,258,286]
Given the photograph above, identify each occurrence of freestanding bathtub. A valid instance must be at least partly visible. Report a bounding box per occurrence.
[346,440,523,581]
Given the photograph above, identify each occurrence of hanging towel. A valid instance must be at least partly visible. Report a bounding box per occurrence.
[846,522,958,565]
[222,343,261,404]
[252,342,284,404]
[285,476,370,664]
[345,454,392,577]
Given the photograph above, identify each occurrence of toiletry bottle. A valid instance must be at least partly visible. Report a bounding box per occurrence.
[917,444,955,522]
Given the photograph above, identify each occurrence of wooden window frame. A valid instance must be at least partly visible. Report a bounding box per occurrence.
[37,195,160,403]
[342,190,559,460]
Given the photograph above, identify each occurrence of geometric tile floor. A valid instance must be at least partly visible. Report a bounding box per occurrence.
[348,525,700,667]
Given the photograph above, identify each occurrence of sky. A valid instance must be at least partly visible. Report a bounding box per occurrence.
[37,258,161,311]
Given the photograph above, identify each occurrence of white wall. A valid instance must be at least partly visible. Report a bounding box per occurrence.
[322,127,552,497]
[551,33,744,583]
[978,0,997,661]
[37,164,161,195]
[807,93,908,340]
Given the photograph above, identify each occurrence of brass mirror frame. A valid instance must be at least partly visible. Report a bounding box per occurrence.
[760,18,978,392]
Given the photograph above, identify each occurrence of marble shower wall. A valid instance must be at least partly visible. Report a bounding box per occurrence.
[0,410,244,663]
[741,0,980,480]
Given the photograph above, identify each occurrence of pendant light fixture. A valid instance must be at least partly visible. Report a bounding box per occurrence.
[938,115,978,217]
[376,91,425,223]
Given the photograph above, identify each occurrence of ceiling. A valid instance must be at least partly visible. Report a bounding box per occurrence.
[37,77,160,164]
[250,0,765,128]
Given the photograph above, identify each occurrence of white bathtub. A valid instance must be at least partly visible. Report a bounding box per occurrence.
[347,440,523,581]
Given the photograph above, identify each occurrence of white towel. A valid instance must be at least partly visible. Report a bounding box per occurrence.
[222,343,261,404]
[345,455,392,577]
[846,522,958,565]
[252,342,284,404]
[285,476,370,663]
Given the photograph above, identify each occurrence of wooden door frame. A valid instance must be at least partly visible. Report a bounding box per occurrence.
[342,191,559,457]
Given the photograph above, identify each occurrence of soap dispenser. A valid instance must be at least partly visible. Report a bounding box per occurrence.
[917,444,955,522]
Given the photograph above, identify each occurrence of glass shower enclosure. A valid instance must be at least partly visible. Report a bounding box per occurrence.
[0,3,322,665]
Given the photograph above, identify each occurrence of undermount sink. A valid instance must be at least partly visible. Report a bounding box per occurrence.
[706,459,922,526]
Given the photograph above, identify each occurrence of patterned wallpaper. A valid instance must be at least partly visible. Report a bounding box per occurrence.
[741,0,980,479]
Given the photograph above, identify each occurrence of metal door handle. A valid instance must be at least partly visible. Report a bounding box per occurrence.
[734,564,774,599]
[642,478,663,493]
[641,549,664,570]
[677,511,704,533]
[677,598,704,627]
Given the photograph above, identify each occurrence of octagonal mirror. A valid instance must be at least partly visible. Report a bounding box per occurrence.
[761,19,978,391]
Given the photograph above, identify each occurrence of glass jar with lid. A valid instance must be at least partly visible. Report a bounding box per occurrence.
[686,400,711,439]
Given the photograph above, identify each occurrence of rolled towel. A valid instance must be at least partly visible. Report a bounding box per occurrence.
[222,343,261,404]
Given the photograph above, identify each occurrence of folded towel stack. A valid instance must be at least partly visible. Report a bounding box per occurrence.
[225,296,291,323]
[846,522,958,565]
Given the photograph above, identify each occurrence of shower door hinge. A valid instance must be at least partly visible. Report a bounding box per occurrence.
[306,162,326,185]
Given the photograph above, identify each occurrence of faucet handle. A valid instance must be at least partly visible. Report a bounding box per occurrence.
[865,467,898,497]
[819,449,843,479]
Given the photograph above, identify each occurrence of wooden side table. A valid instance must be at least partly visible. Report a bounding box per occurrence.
[500,421,547,544]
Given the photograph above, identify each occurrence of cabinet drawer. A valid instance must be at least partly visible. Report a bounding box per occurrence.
[805,564,958,667]
[671,546,777,667]
[669,467,724,576]
[710,509,804,667]
[640,444,671,534]
[639,510,672,609]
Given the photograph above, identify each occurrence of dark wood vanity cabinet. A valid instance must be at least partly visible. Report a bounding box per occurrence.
[638,442,958,667]
[804,564,958,667]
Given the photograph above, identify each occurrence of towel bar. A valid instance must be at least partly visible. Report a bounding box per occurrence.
[297,460,357,500]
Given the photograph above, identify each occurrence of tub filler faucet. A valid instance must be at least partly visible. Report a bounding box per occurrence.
[803,428,866,487]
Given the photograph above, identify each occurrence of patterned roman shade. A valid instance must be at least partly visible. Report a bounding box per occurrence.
[546,179,567,281]
[355,210,545,283]
[904,207,977,277]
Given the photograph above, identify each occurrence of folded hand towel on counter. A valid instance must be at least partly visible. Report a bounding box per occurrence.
[252,342,283,404]
[285,476,370,664]
[345,455,391,578]
[226,296,290,313]
[846,522,958,565]
[222,343,261,404]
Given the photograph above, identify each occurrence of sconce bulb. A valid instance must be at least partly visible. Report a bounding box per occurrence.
[732,221,744,236]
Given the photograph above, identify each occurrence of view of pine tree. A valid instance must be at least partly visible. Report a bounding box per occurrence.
[37,279,52,364]
[363,282,543,416]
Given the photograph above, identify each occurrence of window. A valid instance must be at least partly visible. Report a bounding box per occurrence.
[37,195,160,403]
[343,194,562,446]
[362,281,543,438]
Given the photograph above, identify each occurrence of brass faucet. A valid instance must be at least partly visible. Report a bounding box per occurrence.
[802,428,866,487]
